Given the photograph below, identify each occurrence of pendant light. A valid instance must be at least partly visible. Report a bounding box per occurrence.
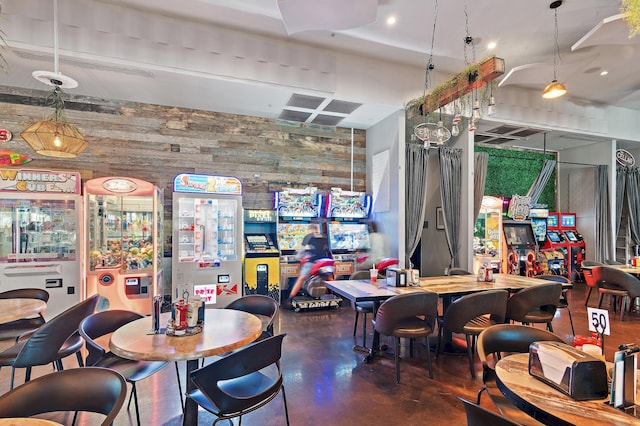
[542,1,567,100]
[20,0,88,158]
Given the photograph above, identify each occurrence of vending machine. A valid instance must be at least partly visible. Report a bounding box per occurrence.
[274,187,323,296]
[172,173,243,308]
[0,168,82,319]
[324,188,372,278]
[84,177,164,314]
[243,209,280,303]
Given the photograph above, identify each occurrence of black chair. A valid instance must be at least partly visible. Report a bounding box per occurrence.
[349,270,374,347]
[80,309,179,426]
[186,333,289,426]
[372,292,438,382]
[0,288,49,341]
[448,268,472,275]
[225,294,279,341]
[581,260,605,306]
[0,367,127,426]
[505,282,562,332]
[0,294,99,389]
[535,274,574,335]
[593,265,640,321]
[605,259,624,265]
[457,396,520,426]
[437,290,509,379]
[476,324,567,425]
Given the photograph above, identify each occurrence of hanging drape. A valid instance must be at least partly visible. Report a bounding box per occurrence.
[625,167,640,245]
[526,159,556,205]
[615,165,627,237]
[405,143,430,267]
[473,152,488,223]
[439,147,462,268]
[595,165,611,262]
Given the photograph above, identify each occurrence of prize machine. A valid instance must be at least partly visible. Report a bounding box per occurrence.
[530,206,561,275]
[274,187,323,297]
[540,212,569,276]
[559,212,586,281]
[503,220,539,277]
[473,196,504,274]
[0,169,82,319]
[324,188,372,278]
[172,174,243,308]
[243,209,280,303]
[84,177,163,314]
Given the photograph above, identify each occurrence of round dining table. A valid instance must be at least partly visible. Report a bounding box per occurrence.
[0,299,47,324]
[110,308,262,425]
[0,419,62,426]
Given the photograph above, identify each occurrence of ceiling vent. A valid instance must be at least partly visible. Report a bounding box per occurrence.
[474,122,546,145]
[278,93,361,126]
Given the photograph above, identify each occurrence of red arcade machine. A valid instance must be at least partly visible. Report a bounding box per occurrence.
[324,188,372,278]
[559,212,585,281]
[540,212,569,277]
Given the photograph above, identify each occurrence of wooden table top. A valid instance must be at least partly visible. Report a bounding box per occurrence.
[0,299,46,324]
[109,309,263,362]
[495,353,639,426]
[580,264,640,276]
[325,274,571,303]
[0,419,62,426]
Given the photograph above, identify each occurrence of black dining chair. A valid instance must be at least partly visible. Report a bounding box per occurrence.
[448,268,473,276]
[457,396,520,426]
[476,324,567,425]
[373,292,439,382]
[505,282,562,332]
[225,294,279,341]
[0,367,127,426]
[80,309,181,426]
[186,333,289,426]
[581,260,605,306]
[437,289,509,379]
[349,270,375,347]
[535,274,574,335]
[0,294,99,389]
[593,265,640,321]
[0,288,49,341]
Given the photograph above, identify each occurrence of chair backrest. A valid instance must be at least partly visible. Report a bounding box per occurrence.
[349,270,371,280]
[604,259,624,265]
[505,283,562,322]
[581,260,604,288]
[535,274,570,284]
[592,266,640,299]
[448,268,472,276]
[189,333,286,415]
[225,295,279,335]
[373,292,438,336]
[13,294,99,368]
[80,309,145,366]
[0,288,50,303]
[457,397,519,426]
[443,290,509,333]
[477,324,568,369]
[0,367,126,425]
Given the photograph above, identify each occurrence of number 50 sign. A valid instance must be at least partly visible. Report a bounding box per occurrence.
[587,307,610,335]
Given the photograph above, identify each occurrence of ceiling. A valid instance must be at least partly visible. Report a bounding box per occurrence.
[1,0,638,151]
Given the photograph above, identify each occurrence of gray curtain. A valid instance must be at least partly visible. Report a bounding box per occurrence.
[405,143,430,267]
[526,159,556,205]
[595,165,611,262]
[439,147,462,267]
[626,167,640,245]
[615,165,626,236]
[473,152,488,222]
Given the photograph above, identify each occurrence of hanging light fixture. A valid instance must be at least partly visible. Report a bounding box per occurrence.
[20,0,87,158]
[542,0,567,100]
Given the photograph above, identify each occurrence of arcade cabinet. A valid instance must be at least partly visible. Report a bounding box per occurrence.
[243,209,280,303]
[559,212,586,281]
[540,212,569,276]
[502,220,538,277]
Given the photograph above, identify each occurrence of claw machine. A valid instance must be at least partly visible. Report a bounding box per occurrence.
[0,168,82,319]
[84,177,164,314]
[172,174,243,308]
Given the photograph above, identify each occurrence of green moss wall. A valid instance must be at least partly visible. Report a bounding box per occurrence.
[475,146,557,211]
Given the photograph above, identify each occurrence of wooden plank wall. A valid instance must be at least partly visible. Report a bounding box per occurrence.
[0,86,367,219]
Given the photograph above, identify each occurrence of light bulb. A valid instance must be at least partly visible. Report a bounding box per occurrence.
[451,123,459,136]
[53,135,62,147]
[487,96,496,116]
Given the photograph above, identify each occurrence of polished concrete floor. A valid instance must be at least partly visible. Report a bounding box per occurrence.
[1,281,639,425]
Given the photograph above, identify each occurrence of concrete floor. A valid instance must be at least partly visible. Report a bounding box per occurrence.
[1,281,638,425]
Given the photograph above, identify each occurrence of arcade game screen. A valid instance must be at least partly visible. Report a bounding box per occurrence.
[547,231,562,243]
[561,214,576,228]
[328,223,370,252]
[547,215,558,228]
[564,231,578,242]
[504,223,537,246]
[276,223,311,252]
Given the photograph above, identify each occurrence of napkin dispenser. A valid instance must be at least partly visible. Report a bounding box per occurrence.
[385,268,407,287]
[529,341,608,401]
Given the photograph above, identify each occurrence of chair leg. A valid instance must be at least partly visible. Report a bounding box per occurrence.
[567,308,575,335]
[281,385,290,426]
[477,386,486,405]
[620,297,627,322]
[129,382,141,426]
[353,311,359,336]
[465,334,475,379]
[598,293,604,308]
[394,337,401,383]
[435,325,443,359]
[10,367,15,390]
[584,287,593,306]
[175,361,184,414]
[362,312,368,348]
[547,321,554,332]
[425,336,433,379]
[75,351,84,367]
